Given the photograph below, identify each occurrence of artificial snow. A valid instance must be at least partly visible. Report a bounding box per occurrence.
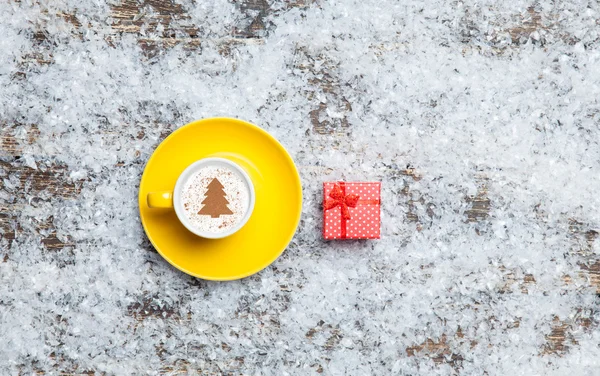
[1,0,600,374]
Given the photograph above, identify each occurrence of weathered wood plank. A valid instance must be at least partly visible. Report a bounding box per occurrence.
[127,293,180,320]
[0,161,80,250]
[569,219,598,257]
[0,207,73,251]
[406,329,471,369]
[293,48,353,135]
[579,261,600,294]
[506,7,544,45]
[498,266,536,294]
[0,125,40,157]
[542,310,598,355]
[110,0,200,37]
[465,179,490,223]
[569,219,600,293]
[0,161,80,198]
[304,320,344,351]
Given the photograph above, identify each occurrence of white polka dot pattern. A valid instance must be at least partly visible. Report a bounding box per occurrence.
[323,182,381,240]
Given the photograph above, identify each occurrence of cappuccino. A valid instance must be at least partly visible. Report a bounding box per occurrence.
[181,165,251,234]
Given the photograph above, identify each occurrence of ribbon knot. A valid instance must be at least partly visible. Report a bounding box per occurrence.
[324,183,360,219]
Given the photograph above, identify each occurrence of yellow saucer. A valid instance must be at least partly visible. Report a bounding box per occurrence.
[138,118,302,280]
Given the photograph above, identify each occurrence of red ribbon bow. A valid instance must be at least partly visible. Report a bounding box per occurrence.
[324,182,380,239]
[324,183,360,219]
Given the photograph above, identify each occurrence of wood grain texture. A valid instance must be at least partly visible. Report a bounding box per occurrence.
[465,186,490,223]
[108,0,313,57]
[506,7,544,45]
[0,159,79,251]
[541,311,599,355]
[110,0,202,56]
[0,125,40,157]
[569,219,600,293]
[406,329,471,369]
[127,293,181,320]
[0,161,80,198]
[293,48,353,135]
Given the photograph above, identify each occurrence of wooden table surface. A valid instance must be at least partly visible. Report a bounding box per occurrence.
[1,1,599,374]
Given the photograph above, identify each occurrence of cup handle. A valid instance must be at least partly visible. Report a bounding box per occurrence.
[147,191,174,208]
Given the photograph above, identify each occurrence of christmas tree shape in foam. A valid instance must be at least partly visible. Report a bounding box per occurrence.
[198,178,233,218]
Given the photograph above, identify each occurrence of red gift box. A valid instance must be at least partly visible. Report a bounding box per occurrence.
[323,182,381,239]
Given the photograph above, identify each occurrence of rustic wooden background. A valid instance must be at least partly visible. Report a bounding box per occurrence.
[1,0,599,374]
